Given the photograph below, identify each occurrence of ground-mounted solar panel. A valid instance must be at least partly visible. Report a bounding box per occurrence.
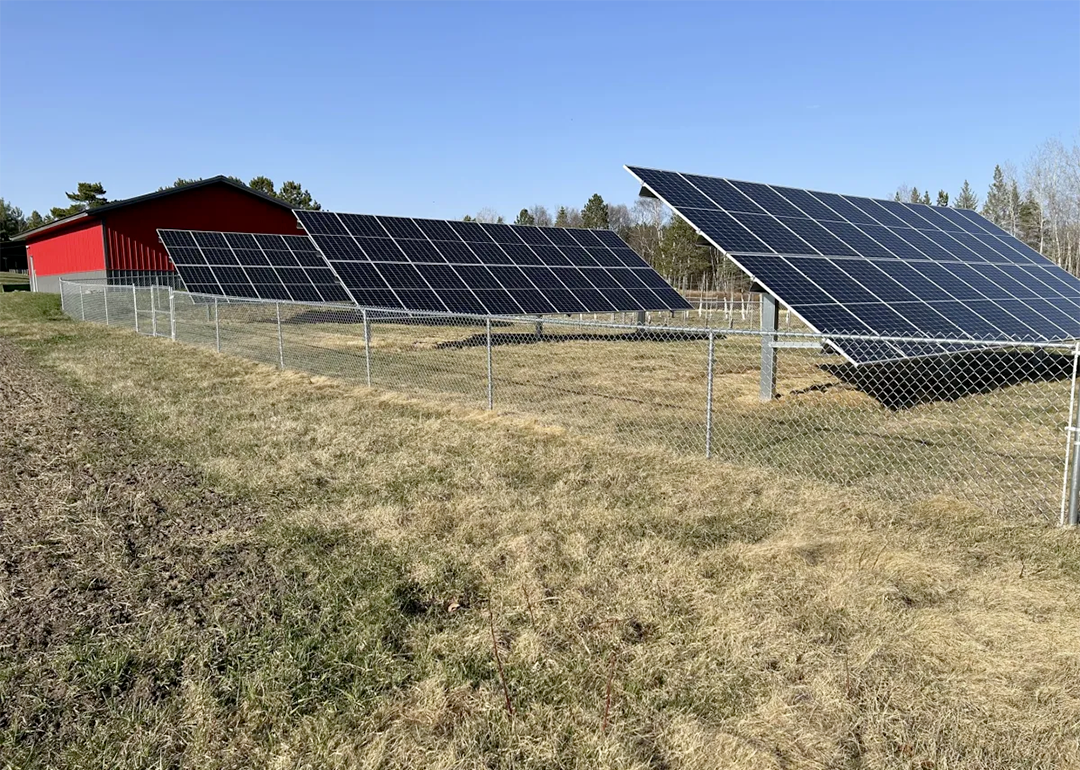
[158,229,352,304]
[626,166,1080,364]
[295,210,691,316]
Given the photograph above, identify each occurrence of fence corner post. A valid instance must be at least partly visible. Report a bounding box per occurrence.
[706,330,715,458]
[486,317,494,410]
[363,308,372,387]
[168,288,176,341]
[276,302,285,369]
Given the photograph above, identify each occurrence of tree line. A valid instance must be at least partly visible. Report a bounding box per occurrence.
[0,176,321,240]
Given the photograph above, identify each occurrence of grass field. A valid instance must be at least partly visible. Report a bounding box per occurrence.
[2,291,1079,769]
[0,272,29,288]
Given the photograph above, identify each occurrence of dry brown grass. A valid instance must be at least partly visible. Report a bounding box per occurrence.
[2,292,1079,769]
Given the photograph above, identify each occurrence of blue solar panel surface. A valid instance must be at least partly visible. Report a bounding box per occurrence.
[627,166,1080,363]
[296,210,691,316]
[159,229,352,304]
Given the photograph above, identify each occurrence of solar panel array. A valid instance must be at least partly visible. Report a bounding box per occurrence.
[159,230,352,304]
[295,210,691,316]
[627,166,1080,363]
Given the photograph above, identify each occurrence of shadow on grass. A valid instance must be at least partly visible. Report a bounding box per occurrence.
[824,348,1076,410]
[435,328,715,349]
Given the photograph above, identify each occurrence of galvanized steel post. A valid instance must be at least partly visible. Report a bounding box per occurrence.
[706,330,715,458]
[79,287,85,321]
[150,287,157,337]
[214,299,220,352]
[132,285,139,333]
[103,285,109,325]
[168,288,176,341]
[276,302,285,369]
[60,280,67,314]
[1069,345,1080,526]
[759,292,779,402]
[486,318,494,410]
[363,309,372,387]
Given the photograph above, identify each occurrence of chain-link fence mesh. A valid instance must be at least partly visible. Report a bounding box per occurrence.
[59,280,1080,523]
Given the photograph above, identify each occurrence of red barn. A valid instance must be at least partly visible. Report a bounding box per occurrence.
[15,177,301,292]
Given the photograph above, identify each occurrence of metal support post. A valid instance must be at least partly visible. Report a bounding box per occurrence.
[276,302,285,369]
[150,288,158,337]
[636,309,646,333]
[486,318,494,410]
[1067,345,1080,526]
[759,292,779,402]
[79,288,85,321]
[103,286,109,325]
[60,280,67,313]
[132,285,139,333]
[363,309,372,387]
[168,288,176,341]
[214,299,221,352]
[535,318,543,338]
[705,331,715,458]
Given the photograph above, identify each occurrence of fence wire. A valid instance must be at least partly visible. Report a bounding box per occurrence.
[59,280,1080,523]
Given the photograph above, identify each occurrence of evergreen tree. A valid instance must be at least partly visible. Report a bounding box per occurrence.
[0,198,26,240]
[954,180,979,210]
[49,182,108,219]
[920,191,930,205]
[909,187,921,204]
[581,193,610,229]
[660,216,710,282]
[893,191,903,202]
[277,181,321,210]
[1017,190,1044,251]
[981,165,1009,227]
[936,190,949,207]
[462,214,474,222]
[554,206,570,227]
[248,176,276,196]
[1007,180,1022,236]
[25,211,46,231]
[514,208,535,226]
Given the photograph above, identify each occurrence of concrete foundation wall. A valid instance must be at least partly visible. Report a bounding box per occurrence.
[35,270,108,294]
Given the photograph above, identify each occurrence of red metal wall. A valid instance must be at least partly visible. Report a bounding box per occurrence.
[25,219,106,276]
[103,184,302,272]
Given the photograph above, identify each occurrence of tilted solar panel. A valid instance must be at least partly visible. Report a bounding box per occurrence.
[158,229,352,304]
[295,210,691,316]
[626,166,1080,364]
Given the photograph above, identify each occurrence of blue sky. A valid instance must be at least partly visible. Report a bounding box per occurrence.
[2,1,1077,219]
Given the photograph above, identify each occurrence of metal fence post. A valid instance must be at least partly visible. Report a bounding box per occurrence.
[103,285,109,325]
[132,285,139,333]
[486,318,494,410]
[168,288,176,341]
[759,292,778,402]
[363,309,372,387]
[276,302,285,369]
[214,298,221,352]
[1066,344,1080,527]
[705,330,715,458]
[79,287,85,321]
[60,280,67,313]
[150,287,158,337]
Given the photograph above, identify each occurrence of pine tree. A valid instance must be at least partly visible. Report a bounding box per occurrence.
[1017,190,1044,252]
[1007,180,1022,236]
[514,208,535,226]
[25,211,46,231]
[49,182,108,219]
[248,176,275,196]
[462,214,474,222]
[277,181,321,210]
[920,191,930,205]
[954,180,979,210]
[554,207,570,227]
[936,190,949,207]
[581,194,610,229]
[909,187,921,204]
[0,198,26,240]
[981,165,1009,227]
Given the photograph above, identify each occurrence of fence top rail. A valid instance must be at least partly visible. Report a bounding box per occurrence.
[58,278,1080,353]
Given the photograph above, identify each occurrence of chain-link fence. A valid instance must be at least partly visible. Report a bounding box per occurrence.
[59,279,1080,524]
